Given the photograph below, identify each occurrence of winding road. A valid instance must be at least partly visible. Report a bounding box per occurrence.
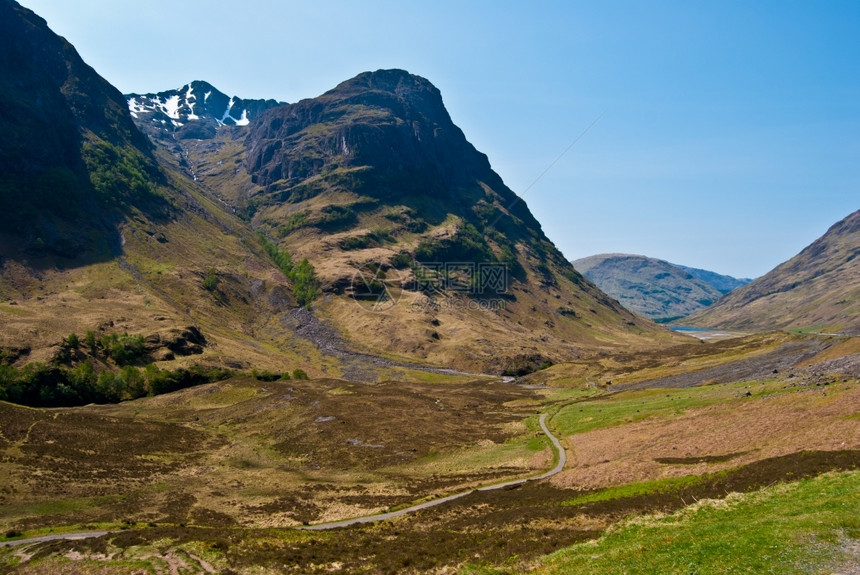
[1,414,566,545]
[0,531,114,548]
[302,412,567,530]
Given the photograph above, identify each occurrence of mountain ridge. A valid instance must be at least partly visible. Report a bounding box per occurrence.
[572,253,749,321]
[686,209,860,334]
[127,81,284,141]
[676,264,752,294]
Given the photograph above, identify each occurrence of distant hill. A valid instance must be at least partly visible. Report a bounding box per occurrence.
[686,210,860,335]
[676,265,752,294]
[572,254,749,322]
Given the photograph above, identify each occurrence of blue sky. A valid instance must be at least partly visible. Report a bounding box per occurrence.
[21,0,859,278]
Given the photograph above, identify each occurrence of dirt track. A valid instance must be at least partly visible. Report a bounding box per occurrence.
[303,412,566,530]
[0,530,113,548]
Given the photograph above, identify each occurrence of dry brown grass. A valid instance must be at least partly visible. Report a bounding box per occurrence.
[1,336,858,574]
[0,376,548,532]
[553,382,860,491]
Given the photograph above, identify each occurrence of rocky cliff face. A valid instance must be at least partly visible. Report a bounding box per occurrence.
[244,69,542,233]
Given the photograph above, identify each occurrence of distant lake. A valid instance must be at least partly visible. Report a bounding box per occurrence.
[668,325,737,340]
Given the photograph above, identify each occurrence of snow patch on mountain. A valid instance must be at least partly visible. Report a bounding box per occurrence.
[125,81,284,136]
[220,97,250,126]
[185,84,199,120]
[163,94,181,119]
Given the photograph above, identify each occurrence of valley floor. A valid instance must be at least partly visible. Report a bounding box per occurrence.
[0,332,857,574]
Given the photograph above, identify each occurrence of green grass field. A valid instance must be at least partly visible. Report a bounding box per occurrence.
[535,470,859,575]
[549,377,794,436]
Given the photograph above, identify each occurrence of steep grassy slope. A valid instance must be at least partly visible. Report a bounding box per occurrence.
[687,209,860,335]
[573,253,729,321]
[0,0,166,261]
[0,1,333,378]
[156,69,683,371]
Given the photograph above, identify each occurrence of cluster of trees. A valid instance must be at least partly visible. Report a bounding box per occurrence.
[55,331,146,366]
[0,361,232,408]
[251,368,309,381]
[0,327,314,408]
[0,327,232,408]
[258,233,320,307]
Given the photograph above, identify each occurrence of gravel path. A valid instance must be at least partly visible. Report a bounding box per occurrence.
[302,412,566,530]
[0,416,565,540]
[0,531,114,548]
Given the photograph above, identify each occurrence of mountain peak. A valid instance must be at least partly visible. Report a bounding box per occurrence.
[324,69,450,124]
[126,82,284,139]
[336,68,433,89]
[245,68,505,214]
[327,69,441,101]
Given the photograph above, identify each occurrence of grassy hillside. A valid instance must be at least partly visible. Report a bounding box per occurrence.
[534,470,859,575]
[687,210,860,335]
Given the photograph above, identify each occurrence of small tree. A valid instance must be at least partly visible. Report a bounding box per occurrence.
[84,330,98,356]
[121,365,146,400]
[65,333,80,349]
[203,268,219,292]
[144,363,169,395]
[289,259,320,307]
[96,371,122,403]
